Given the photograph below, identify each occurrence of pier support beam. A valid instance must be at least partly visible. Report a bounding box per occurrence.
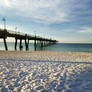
[3,29,8,51]
[25,34,29,51]
[3,38,8,51]
[25,39,29,51]
[20,39,23,51]
[15,38,17,50]
[27,39,29,50]
[34,39,37,51]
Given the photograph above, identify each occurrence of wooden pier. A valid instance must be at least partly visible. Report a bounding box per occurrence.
[0,29,57,51]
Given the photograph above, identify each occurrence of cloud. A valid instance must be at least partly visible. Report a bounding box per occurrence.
[4,0,12,7]
[0,0,78,24]
[0,0,92,25]
[79,26,92,33]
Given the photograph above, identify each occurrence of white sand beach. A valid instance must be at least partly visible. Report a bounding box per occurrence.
[0,51,92,92]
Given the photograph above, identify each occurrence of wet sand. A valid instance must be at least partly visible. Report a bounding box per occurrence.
[0,51,92,92]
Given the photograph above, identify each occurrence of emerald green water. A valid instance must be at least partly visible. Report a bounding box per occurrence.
[0,42,92,52]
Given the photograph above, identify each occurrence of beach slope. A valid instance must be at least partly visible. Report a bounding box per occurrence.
[0,51,92,92]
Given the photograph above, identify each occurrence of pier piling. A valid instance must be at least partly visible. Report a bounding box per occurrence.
[20,39,23,50]
[3,38,8,51]
[3,29,8,51]
[34,36,37,51]
[15,38,17,50]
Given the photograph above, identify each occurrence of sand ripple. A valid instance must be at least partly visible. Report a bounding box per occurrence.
[0,51,92,92]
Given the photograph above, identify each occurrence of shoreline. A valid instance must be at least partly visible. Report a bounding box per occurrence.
[0,50,92,53]
[0,50,92,62]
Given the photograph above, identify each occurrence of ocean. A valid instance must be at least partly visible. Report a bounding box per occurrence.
[0,42,92,52]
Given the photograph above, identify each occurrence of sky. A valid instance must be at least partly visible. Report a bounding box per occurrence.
[0,0,92,43]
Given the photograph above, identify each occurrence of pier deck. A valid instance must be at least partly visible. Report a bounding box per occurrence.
[0,29,57,51]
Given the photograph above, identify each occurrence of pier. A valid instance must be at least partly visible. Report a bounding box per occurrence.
[0,29,57,51]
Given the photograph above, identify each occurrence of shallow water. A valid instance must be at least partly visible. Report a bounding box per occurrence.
[0,42,92,52]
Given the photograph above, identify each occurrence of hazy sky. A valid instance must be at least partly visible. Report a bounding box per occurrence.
[0,0,92,43]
